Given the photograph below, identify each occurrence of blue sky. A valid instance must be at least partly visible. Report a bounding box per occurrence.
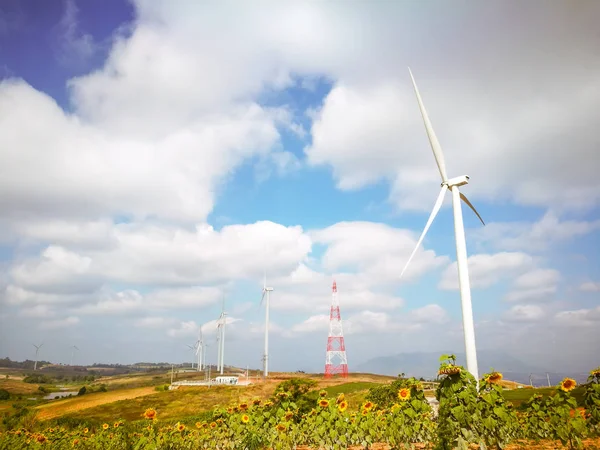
[0,0,599,375]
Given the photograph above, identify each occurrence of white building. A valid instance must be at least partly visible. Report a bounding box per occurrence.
[214,376,239,385]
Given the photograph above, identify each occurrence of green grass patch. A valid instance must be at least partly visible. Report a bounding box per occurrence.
[502,386,586,406]
[323,382,380,396]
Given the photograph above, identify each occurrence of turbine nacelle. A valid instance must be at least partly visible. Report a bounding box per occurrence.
[444,175,470,188]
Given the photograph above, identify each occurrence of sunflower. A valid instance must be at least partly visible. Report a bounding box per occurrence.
[398,388,411,401]
[284,411,294,421]
[276,423,287,432]
[83,428,89,434]
[102,424,109,430]
[338,400,348,412]
[144,408,157,420]
[210,422,217,429]
[363,401,374,410]
[226,407,233,414]
[233,406,239,413]
[239,402,249,411]
[319,399,329,408]
[486,372,503,384]
[590,368,600,378]
[113,422,119,428]
[146,425,152,431]
[241,414,250,424]
[252,398,261,405]
[264,401,273,408]
[319,390,327,397]
[361,409,368,416]
[336,393,345,404]
[195,422,202,429]
[560,378,577,392]
[36,435,47,443]
[391,403,400,412]
[72,439,79,447]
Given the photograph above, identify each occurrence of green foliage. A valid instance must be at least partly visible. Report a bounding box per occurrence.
[23,374,53,384]
[273,378,317,415]
[366,376,422,409]
[585,367,600,435]
[434,354,482,450]
[77,386,87,396]
[153,384,169,392]
[522,379,587,449]
[0,389,9,401]
[476,370,519,449]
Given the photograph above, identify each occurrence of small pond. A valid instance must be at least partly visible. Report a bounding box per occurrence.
[43,391,78,400]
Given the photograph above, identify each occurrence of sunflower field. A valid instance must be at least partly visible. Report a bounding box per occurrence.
[1,356,599,450]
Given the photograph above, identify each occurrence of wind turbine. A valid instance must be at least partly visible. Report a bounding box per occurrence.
[70,345,79,366]
[195,328,204,371]
[400,68,486,382]
[32,343,43,371]
[216,297,227,375]
[260,274,274,377]
[186,343,196,369]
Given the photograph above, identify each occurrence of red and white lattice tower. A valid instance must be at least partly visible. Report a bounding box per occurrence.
[324,280,348,378]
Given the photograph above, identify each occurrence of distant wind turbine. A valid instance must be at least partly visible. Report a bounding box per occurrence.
[195,327,204,371]
[400,68,486,382]
[186,343,196,369]
[260,273,274,377]
[216,297,227,375]
[70,345,79,366]
[32,343,43,371]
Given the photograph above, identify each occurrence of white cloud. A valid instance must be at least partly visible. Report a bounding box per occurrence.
[40,316,80,330]
[311,221,448,282]
[472,212,600,252]
[555,306,600,327]
[134,317,176,329]
[504,268,560,302]
[504,304,546,322]
[579,282,600,292]
[56,0,97,65]
[439,252,533,290]
[18,304,57,319]
[0,81,281,224]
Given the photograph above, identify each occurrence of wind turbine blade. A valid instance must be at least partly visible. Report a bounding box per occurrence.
[408,68,448,182]
[400,185,448,278]
[459,192,485,226]
[260,290,266,306]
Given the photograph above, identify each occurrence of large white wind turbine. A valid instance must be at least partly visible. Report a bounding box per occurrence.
[400,68,486,382]
[260,274,274,377]
[70,345,79,366]
[32,343,43,371]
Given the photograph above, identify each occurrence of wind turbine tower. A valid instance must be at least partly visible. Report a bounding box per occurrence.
[400,68,486,382]
[324,280,348,378]
[195,328,204,371]
[70,345,79,366]
[216,297,227,375]
[260,274,274,377]
[32,343,43,371]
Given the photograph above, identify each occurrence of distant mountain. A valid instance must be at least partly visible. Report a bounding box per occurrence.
[354,350,590,385]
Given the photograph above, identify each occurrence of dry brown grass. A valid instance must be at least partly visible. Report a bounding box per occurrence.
[35,386,155,420]
[0,378,39,395]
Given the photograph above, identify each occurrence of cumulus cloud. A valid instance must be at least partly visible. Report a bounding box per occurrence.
[579,282,600,292]
[472,212,600,252]
[439,252,534,290]
[504,269,561,303]
[503,304,546,322]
